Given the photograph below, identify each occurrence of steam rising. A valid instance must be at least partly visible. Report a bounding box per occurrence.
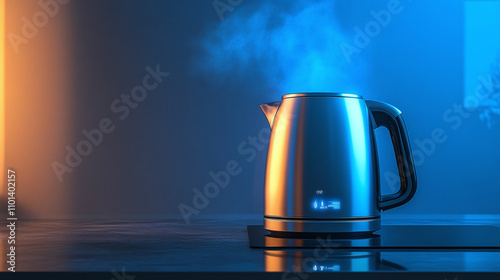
[195,0,366,97]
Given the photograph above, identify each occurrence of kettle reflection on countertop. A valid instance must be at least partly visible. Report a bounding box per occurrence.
[261,229,406,272]
[264,250,407,272]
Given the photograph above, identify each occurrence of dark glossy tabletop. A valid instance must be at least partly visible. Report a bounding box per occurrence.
[2,215,500,273]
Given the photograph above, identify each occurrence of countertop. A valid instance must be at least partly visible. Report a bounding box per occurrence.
[2,215,500,279]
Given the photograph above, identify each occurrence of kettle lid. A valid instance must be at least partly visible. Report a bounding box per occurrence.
[283,92,362,99]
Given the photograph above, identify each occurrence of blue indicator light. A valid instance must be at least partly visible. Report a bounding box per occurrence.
[312,198,341,210]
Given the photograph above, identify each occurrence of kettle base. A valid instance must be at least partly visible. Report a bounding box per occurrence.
[264,216,381,234]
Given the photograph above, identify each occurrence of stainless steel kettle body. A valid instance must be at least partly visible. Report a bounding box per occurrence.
[260,93,417,234]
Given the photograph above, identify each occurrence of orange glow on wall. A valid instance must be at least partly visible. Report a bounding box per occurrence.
[0,0,5,270]
[4,0,73,219]
[0,0,4,196]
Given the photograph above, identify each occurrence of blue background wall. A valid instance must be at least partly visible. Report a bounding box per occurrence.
[7,0,500,219]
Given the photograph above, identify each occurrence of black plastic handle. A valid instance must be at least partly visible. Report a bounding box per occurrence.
[366,100,417,211]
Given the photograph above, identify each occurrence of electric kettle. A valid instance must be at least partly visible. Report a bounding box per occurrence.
[260,93,417,234]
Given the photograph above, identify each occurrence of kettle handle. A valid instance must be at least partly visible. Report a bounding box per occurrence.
[366,100,417,211]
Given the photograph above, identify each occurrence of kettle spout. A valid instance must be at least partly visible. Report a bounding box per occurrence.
[260,101,281,128]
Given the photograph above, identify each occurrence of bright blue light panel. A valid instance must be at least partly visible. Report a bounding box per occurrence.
[464,1,500,108]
